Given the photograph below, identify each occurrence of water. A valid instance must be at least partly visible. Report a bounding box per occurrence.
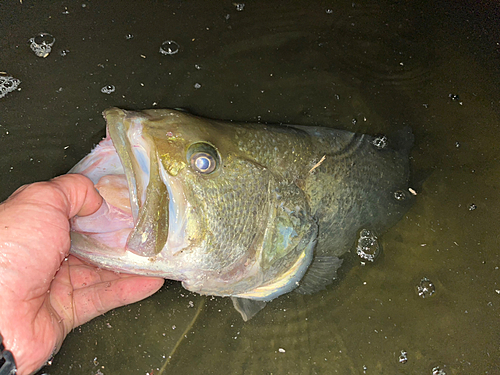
[1,1,499,374]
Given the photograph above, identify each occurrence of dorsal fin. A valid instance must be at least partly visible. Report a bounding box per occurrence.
[294,256,343,295]
[231,297,267,321]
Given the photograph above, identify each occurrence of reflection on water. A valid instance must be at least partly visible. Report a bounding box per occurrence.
[1,0,499,374]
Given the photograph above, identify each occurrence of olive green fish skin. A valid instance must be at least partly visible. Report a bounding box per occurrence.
[299,127,412,257]
[70,108,412,302]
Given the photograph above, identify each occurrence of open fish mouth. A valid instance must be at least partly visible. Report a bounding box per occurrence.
[69,108,188,276]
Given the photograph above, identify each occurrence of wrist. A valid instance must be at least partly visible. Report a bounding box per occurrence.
[0,333,17,375]
[0,309,60,375]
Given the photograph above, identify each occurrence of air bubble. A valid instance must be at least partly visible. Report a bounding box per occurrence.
[29,32,55,58]
[372,135,388,149]
[398,350,408,364]
[448,93,462,105]
[59,49,70,56]
[416,277,435,298]
[432,366,447,375]
[234,3,245,11]
[393,190,406,201]
[101,85,116,94]
[356,229,380,262]
[0,76,21,99]
[159,40,180,55]
[125,33,134,40]
[194,83,201,89]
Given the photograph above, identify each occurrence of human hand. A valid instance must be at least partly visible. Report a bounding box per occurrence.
[0,174,164,375]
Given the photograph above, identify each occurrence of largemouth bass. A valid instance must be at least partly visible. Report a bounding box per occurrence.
[70,108,413,320]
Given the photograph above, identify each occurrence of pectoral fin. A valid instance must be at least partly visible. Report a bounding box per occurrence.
[231,297,267,321]
[294,256,343,295]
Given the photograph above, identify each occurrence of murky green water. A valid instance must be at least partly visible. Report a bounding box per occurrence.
[1,1,499,374]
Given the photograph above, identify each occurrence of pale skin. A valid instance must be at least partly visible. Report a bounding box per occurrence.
[0,174,165,375]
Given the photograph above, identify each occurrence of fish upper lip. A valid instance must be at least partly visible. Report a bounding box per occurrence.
[106,108,171,257]
[105,108,151,223]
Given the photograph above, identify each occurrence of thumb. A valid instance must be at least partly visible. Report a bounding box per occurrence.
[50,174,103,218]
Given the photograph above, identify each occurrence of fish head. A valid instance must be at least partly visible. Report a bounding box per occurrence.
[70,108,318,300]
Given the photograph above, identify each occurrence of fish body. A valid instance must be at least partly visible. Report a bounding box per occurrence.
[70,108,413,319]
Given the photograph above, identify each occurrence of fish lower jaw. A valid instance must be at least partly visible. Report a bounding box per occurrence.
[178,249,311,301]
[231,249,311,301]
[71,235,188,280]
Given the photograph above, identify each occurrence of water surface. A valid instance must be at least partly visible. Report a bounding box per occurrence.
[1,1,499,374]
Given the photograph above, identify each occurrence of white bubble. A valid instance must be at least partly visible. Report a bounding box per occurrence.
[398,350,408,364]
[0,76,21,99]
[159,40,180,55]
[372,135,388,149]
[416,277,436,298]
[432,366,447,375]
[29,32,55,58]
[356,229,380,262]
[393,190,407,201]
[101,85,116,94]
[234,3,245,11]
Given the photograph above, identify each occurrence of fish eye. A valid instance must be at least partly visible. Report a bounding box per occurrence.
[191,152,216,173]
[187,143,220,174]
